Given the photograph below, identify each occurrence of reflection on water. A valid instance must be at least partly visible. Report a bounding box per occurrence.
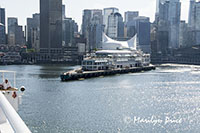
[0,64,200,132]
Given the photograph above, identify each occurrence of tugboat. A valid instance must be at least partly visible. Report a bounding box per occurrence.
[61,34,155,81]
[0,70,31,133]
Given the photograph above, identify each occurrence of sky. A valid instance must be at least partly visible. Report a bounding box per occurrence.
[0,0,189,29]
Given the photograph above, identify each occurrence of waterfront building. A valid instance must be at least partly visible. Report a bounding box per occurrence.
[63,46,80,63]
[40,0,62,54]
[107,12,124,38]
[0,8,6,44]
[103,7,119,34]
[26,13,40,51]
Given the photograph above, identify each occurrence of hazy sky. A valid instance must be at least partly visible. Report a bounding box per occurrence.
[0,0,189,28]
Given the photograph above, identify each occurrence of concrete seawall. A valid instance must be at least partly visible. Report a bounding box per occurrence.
[60,66,156,81]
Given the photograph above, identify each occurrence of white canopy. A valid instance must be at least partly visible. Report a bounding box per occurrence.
[0,70,16,73]
[102,33,137,50]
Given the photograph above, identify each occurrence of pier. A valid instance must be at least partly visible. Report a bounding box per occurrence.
[60,66,156,81]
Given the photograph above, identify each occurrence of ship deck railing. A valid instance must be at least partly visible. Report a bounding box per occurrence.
[0,91,31,133]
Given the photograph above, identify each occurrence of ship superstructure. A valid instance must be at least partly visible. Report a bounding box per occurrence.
[82,50,150,71]
[82,34,150,71]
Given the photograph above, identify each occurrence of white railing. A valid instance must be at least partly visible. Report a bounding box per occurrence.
[0,92,31,133]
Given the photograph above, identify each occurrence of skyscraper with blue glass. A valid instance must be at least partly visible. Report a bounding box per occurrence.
[0,8,6,44]
[157,0,181,49]
[40,0,62,54]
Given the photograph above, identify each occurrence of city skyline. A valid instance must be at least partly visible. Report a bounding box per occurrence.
[0,0,189,29]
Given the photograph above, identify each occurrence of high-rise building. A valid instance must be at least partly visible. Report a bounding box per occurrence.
[91,10,103,25]
[63,18,78,47]
[0,23,6,44]
[27,13,40,50]
[126,22,137,38]
[135,17,151,53]
[156,0,181,49]
[179,21,189,47]
[168,0,181,49]
[82,9,103,52]
[103,7,119,34]
[90,10,103,50]
[7,17,25,45]
[107,12,124,38]
[7,18,17,45]
[40,0,62,54]
[82,9,102,38]
[154,1,170,55]
[62,5,66,19]
[88,24,104,50]
[124,11,139,24]
[188,0,196,28]
[81,10,91,38]
[157,1,169,23]
[0,8,5,25]
[156,0,168,13]
[0,8,6,44]
[8,17,18,27]
[15,25,25,45]
[188,0,200,45]
[125,11,139,38]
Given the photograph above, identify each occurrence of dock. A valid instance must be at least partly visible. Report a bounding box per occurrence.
[60,65,156,81]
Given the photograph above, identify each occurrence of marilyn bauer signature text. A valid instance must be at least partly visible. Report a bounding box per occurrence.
[124,116,183,126]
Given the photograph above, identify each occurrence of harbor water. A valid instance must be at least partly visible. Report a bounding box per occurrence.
[1,64,200,132]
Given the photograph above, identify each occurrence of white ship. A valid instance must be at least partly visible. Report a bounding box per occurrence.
[0,70,31,133]
[61,34,154,81]
[82,34,151,71]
